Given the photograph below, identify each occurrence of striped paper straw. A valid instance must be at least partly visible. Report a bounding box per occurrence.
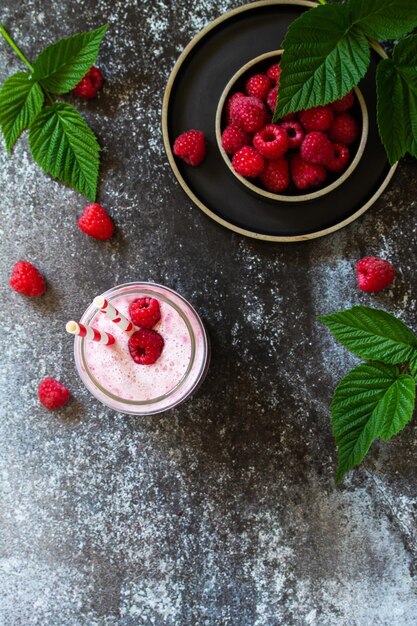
[66,321,115,345]
[93,295,134,332]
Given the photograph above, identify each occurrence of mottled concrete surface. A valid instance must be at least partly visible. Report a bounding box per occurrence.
[1,1,417,625]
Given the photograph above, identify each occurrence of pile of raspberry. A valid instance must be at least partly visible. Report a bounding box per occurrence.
[222,63,359,193]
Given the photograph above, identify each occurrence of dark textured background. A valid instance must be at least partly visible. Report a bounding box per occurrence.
[1,1,417,624]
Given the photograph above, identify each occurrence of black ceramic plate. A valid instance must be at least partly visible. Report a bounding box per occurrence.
[162,0,397,242]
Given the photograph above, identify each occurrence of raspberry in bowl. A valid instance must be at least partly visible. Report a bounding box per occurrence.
[215,50,368,202]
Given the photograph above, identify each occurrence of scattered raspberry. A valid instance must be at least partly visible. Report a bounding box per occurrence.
[356,257,395,292]
[72,66,104,99]
[300,131,334,166]
[77,203,114,240]
[230,96,267,133]
[38,378,70,410]
[245,73,273,101]
[266,63,281,83]
[329,113,359,144]
[332,91,355,112]
[266,87,278,113]
[327,143,350,173]
[9,260,46,297]
[129,297,161,329]
[253,124,288,159]
[128,329,164,365]
[225,92,245,123]
[221,124,252,155]
[173,129,206,166]
[299,105,334,132]
[280,120,304,149]
[232,146,265,178]
[259,157,289,193]
[291,154,327,190]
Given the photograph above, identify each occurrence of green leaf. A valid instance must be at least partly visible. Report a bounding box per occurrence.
[0,72,44,152]
[29,102,100,200]
[273,4,370,119]
[332,362,415,482]
[376,36,417,165]
[32,24,108,94]
[350,0,417,40]
[319,305,417,364]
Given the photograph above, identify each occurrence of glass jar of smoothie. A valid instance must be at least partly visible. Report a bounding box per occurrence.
[73,282,210,415]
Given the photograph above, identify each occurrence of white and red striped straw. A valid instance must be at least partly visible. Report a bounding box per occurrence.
[65,321,115,345]
[93,295,134,332]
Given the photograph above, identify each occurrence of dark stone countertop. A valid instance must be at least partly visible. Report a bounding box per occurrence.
[1,1,417,624]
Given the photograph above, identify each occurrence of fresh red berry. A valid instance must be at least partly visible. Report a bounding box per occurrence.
[230,96,267,133]
[266,87,278,113]
[266,63,281,83]
[77,203,114,240]
[72,66,104,99]
[259,157,289,193]
[332,91,355,112]
[300,131,334,166]
[245,73,273,101]
[225,92,245,123]
[128,329,164,365]
[327,143,350,173]
[232,146,265,178]
[38,378,70,410]
[280,120,305,149]
[291,154,327,190]
[173,130,206,166]
[129,297,161,329]
[253,124,288,159]
[329,113,359,144]
[356,257,395,292]
[9,261,46,297]
[221,124,252,155]
[299,105,334,132]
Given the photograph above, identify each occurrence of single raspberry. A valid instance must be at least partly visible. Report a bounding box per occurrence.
[299,105,334,132]
[225,92,245,123]
[356,257,395,292]
[129,297,161,329]
[173,129,206,166]
[266,87,278,113]
[245,73,273,101]
[280,120,304,149]
[291,154,327,190]
[259,157,289,193]
[9,260,46,297]
[327,143,350,173]
[300,131,334,166]
[128,329,164,365]
[221,124,252,155]
[72,67,104,99]
[232,146,265,178]
[230,96,267,133]
[332,91,355,112]
[253,124,288,159]
[266,63,281,83]
[329,113,359,145]
[38,378,70,410]
[78,203,114,240]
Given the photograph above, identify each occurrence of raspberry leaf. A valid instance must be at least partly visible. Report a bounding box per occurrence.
[350,0,417,40]
[0,71,44,152]
[32,24,108,94]
[29,102,100,200]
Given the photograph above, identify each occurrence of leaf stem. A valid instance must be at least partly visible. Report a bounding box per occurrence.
[0,22,34,72]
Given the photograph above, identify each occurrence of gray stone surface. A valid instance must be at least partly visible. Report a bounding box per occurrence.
[1,1,417,624]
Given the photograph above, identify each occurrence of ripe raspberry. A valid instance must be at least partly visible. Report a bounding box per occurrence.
[280,120,304,149]
[327,143,350,173]
[225,92,245,123]
[356,257,395,292]
[128,329,164,365]
[253,124,288,159]
[300,131,334,166]
[129,297,161,329]
[230,96,267,133]
[245,73,273,101]
[78,203,114,240]
[9,261,46,297]
[221,124,252,155]
[332,91,355,112]
[173,129,206,166]
[266,87,278,113]
[232,146,265,178]
[291,154,327,190]
[38,378,70,410]
[259,157,289,193]
[299,105,334,132]
[329,113,359,145]
[266,63,281,83]
[72,67,104,99]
